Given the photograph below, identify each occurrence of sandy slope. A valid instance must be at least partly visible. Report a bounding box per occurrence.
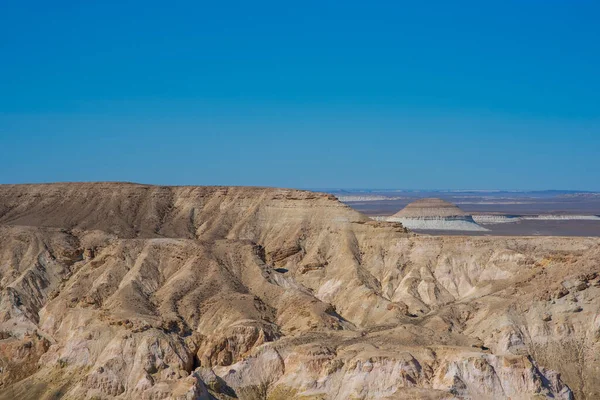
[0,183,598,399]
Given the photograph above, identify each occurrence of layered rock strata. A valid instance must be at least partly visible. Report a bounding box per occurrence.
[0,183,598,399]
[383,198,488,231]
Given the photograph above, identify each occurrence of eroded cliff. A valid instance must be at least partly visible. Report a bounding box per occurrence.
[0,183,598,399]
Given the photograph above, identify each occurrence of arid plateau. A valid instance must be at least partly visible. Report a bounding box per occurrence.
[0,183,599,399]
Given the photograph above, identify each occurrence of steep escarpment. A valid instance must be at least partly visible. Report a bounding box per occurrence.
[0,183,363,240]
[0,183,598,399]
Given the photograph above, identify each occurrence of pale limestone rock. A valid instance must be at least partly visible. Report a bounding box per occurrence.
[0,184,597,399]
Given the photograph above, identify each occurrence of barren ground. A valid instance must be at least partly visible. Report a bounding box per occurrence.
[0,183,598,399]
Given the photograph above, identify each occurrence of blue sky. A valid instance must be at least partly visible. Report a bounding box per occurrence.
[1,1,599,190]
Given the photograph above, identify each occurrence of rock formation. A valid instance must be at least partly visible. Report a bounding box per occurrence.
[0,183,598,399]
[385,198,488,231]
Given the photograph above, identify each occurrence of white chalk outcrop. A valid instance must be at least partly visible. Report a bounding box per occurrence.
[473,214,600,225]
[378,198,488,231]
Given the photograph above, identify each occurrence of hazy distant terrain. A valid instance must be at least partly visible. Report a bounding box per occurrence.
[332,189,600,236]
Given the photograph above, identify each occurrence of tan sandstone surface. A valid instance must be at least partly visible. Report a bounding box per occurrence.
[0,183,598,399]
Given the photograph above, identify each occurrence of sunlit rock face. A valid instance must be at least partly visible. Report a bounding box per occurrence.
[385,198,488,231]
[1,184,600,399]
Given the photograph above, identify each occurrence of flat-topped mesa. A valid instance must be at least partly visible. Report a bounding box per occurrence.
[387,198,488,231]
[0,183,368,239]
[392,198,467,218]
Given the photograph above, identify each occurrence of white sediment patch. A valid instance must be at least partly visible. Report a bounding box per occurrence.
[523,215,600,221]
[473,215,600,225]
[472,215,521,224]
[373,216,489,231]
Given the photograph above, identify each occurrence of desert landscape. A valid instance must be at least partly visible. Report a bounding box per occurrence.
[2,2,598,399]
[336,190,600,237]
[0,183,599,399]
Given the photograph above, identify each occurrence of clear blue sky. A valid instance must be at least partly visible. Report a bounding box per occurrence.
[1,1,599,190]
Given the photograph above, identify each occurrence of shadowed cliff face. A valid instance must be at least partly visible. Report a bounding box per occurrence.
[0,183,598,399]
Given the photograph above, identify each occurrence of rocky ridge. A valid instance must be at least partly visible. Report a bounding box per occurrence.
[0,183,598,399]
